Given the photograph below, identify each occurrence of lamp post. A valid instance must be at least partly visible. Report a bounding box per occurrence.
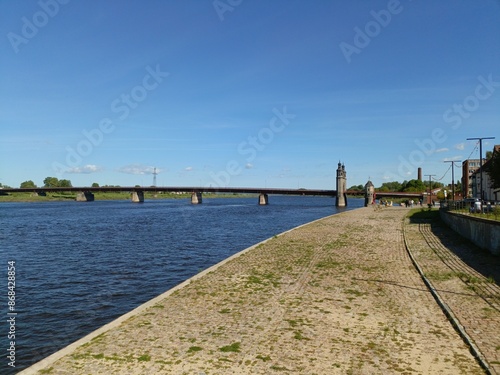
[467,137,495,200]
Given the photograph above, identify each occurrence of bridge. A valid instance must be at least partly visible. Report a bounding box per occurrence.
[1,186,343,205]
[0,186,423,205]
[0,165,425,205]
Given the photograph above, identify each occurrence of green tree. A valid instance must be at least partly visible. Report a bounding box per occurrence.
[58,179,72,188]
[91,182,100,187]
[402,179,426,192]
[20,180,37,188]
[348,184,363,191]
[378,181,402,192]
[43,177,72,188]
[436,189,447,200]
[43,177,59,187]
[487,151,500,189]
[424,180,444,190]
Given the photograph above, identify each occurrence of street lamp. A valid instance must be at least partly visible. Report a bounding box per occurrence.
[467,137,495,201]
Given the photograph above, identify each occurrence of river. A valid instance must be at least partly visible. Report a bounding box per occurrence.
[0,196,363,373]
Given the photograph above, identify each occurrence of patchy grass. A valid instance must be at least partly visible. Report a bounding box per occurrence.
[344,288,366,297]
[219,342,241,353]
[256,354,271,362]
[316,260,341,269]
[425,271,455,281]
[407,208,440,223]
[270,364,291,371]
[137,354,151,362]
[293,330,310,340]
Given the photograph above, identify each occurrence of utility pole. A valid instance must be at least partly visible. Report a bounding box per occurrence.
[467,137,495,200]
[424,174,436,206]
[443,161,460,201]
[152,167,158,187]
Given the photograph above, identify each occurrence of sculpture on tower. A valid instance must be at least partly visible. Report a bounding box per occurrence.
[336,162,347,207]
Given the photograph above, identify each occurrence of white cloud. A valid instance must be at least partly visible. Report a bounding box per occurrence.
[67,164,102,174]
[185,166,193,171]
[455,143,465,150]
[435,148,449,153]
[118,164,159,175]
[245,163,253,169]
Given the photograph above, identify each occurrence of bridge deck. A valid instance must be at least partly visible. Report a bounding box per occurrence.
[1,187,423,199]
[1,186,338,196]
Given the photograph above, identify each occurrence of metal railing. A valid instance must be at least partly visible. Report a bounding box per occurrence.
[440,199,500,221]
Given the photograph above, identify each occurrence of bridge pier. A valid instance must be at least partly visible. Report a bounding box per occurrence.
[76,191,95,202]
[191,192,202,204]
[258,193,269,205]
[131,191,144,203]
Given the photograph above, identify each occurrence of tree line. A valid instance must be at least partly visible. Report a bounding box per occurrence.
[348,179,456,193]
[14,178,100,189]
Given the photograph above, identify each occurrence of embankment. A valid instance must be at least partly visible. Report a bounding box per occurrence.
[21,207,487,375]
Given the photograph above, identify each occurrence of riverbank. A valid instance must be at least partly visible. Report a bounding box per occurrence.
[21,206,497,374]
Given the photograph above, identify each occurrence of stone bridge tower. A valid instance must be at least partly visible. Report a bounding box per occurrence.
[336,162,347,207]
[364,180,375,206]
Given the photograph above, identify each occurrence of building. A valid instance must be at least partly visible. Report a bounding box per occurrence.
[462,159,481,198]
[469,145,500,201]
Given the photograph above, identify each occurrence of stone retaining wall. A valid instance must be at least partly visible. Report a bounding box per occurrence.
[440,210,500,255]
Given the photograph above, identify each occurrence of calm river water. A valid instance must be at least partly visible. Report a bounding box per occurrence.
[0,196,363,373]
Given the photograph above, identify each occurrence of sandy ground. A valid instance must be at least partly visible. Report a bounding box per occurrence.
[21,206,499,374]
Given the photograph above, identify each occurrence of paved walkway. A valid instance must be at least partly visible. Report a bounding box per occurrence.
[404,210,500,374]
[21,207,498,374]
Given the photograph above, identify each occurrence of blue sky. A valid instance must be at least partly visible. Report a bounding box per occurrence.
[1,0,499,189]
